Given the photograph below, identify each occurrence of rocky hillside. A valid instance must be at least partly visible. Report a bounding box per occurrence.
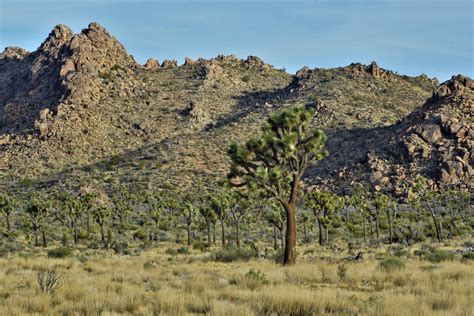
[2,22,470,195]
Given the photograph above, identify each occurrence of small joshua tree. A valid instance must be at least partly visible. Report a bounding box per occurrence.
[0,191,18,234]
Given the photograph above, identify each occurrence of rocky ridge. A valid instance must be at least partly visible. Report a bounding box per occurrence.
[0,22,470,196]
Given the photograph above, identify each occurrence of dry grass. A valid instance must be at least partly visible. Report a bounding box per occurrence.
[0,244,472,315]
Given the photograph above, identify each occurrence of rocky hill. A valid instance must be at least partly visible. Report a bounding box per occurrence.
[0,22,471,196]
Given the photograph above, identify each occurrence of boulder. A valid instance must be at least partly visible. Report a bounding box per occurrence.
[420,124,442,144]
[161,59,178,68]
[144,58,159,70]
[184,57,196,65]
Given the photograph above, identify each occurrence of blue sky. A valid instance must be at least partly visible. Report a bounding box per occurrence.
[0,0,472,81]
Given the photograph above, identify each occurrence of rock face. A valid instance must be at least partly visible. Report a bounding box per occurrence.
[312,75,473,196]
[144,58,159,70]
[0,22,136,135]
[398,75,473,187]
[161,59,177,68]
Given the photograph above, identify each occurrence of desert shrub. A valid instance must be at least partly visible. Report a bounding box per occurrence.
[393,245,409,257]
[133,229,148,240]
[230,268,268,290]
[177,246,189,255]
[379,257,405,272]
[37,268,62,295]
[211,247,256,262]
[337,263,348,283]
[462,251,474,260]
[271,249,285,264]
[47,247,73,258]
[192,241,208,252]
[165,247,177,256]
[427,250,456,263]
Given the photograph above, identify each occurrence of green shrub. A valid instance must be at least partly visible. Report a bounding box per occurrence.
[134,229,148,241]
[427,250,456,263]
[230,268,268,290]
[192,241,208,252]
[462,252,474,260]
[47,247,73,258]
[379,257,405,272]
[211,247,256,262]
[177,246,189,255]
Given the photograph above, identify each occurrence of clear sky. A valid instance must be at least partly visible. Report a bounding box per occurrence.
[1,0,472,81]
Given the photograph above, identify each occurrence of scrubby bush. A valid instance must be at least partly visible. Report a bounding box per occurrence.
[462,252,474,260]
[192,241,208,252]
[211,247,256,262]
[230,268,268,290]
[47,246,73,258]
[379,257,405,272]
[177,246,189,255]
[427,250,456,263]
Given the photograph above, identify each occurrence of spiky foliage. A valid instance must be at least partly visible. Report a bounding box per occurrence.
[0,191,18,233]
[25,193,53,247]
[228,105,327,265]
[305,190,340,245]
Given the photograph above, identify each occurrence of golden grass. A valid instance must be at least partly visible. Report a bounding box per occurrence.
[0,245,472,315]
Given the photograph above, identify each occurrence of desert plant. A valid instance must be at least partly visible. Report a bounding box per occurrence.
[228,105,328,265]
[379,257,405,272]
[37,267,62,295]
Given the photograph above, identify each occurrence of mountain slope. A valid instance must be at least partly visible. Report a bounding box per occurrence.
[2,22,468,195]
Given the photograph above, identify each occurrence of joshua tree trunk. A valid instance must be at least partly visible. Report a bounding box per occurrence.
[5,213,11,232]
[34,230,39,247]
[318,219,324,245]
[100,223,105,242]
[235,220,241,248]
[428,205,442,242]
[273,225,278,250]
[220,219,226,247]
[186,223,192,246]
[41,229,47,248]
[375,215,380,239]
[212,222,216,244]
[386,209,393,244]
[283,201,297,265]
[73,224,78,244]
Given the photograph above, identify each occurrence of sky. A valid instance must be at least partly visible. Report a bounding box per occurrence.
[0,0,472,81]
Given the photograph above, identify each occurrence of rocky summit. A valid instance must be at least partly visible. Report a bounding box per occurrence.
[0,23,472,196]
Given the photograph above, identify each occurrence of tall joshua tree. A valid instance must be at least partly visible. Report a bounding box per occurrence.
[0,191,18,234]
[228,105,327,265]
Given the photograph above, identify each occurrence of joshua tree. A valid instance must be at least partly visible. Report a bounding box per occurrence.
[210,191,230,247]
[180,196,198,246]
[305,190,338,245]
[229,193,251,248]
[371,192,391,240]
[199,203,216,246]
[444,189,471,233]
[300,211,311,242]
[411,177,444,242]
[264,199,285,250]
[53,191,83,244]
[228,105,327,265]
[349,189,370,244]
[0,191,18,234]
[25,194,52,247]
[92,205,111,246]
